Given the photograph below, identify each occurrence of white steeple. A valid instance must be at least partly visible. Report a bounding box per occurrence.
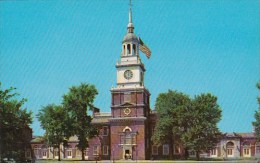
[114,0,145,89]
[127,0,134,33]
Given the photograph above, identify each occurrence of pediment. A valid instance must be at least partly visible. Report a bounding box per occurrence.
[120,102,135,107]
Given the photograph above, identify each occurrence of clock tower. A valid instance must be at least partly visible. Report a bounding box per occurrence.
[116,5,145,89]
[109,1,151,160]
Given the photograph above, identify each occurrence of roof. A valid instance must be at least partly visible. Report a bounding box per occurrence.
[31,136,45,143]
[92,112,112,124]
[122,33,138,43]
[223,132,255,139]
[237,133,255,138]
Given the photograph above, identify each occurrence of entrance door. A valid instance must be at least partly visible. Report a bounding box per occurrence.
[124,148,132,160]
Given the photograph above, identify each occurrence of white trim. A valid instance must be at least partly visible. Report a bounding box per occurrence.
[42,149,48,159]
[54,149,59,159]
[163,144,169,155]
[243,142,251,157]
[93,145,99,156]
[123,126,132,132]
[210,148,218,157]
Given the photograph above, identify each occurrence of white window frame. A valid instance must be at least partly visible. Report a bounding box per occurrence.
[54,148,59,159]
[93,145,99,155]
[67,150,72,158]
[42,150,47,158]
[210,148,217,157]
[163,144,169,155]
[152,146,158,155]
[226,142,234,157]
[103,145,109,155]
[243,148,250,156]
[243,142,251,157]
[227,149,233,156]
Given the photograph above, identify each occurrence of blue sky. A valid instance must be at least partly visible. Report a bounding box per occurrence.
[1,0,259,136]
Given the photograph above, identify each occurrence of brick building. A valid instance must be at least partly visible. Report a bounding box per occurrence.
[88,3,153,160]
[30,2,260,161]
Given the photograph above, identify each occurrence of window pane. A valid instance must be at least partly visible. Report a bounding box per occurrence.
[163,144,169,155]
[103,126,108,136]
[93,146,98,155]
[103,146,109,155]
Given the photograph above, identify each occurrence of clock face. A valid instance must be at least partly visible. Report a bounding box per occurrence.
[124,70,133,80]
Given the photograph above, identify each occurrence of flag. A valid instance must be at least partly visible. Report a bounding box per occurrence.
[139,37,151,59]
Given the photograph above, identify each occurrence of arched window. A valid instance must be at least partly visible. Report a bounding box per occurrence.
[133,44,136,55]
[243,141,251,157]
[123,45,126,55]
[226,142,234,156]
[127,44,131,55]
[124,129,131,144]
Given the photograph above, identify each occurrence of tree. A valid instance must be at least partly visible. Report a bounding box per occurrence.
[152,90,222,160]
[0,83,32,162]
[182,93,222,160]
[37,104,68,161]
[252,81,260,140]
[62,83,98,160]
[151,90,191,159]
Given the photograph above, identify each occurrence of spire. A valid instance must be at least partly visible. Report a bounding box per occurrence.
[129,0,132,23]
[127,0,134,33]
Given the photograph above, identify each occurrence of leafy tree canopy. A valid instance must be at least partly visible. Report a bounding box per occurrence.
[37,104,68,161]
[152,90,191,159]
[0,83,32,161]
[152,90,222,160]
[182,93,222,160]
[253,81,260,140]
[62,83,98,160]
